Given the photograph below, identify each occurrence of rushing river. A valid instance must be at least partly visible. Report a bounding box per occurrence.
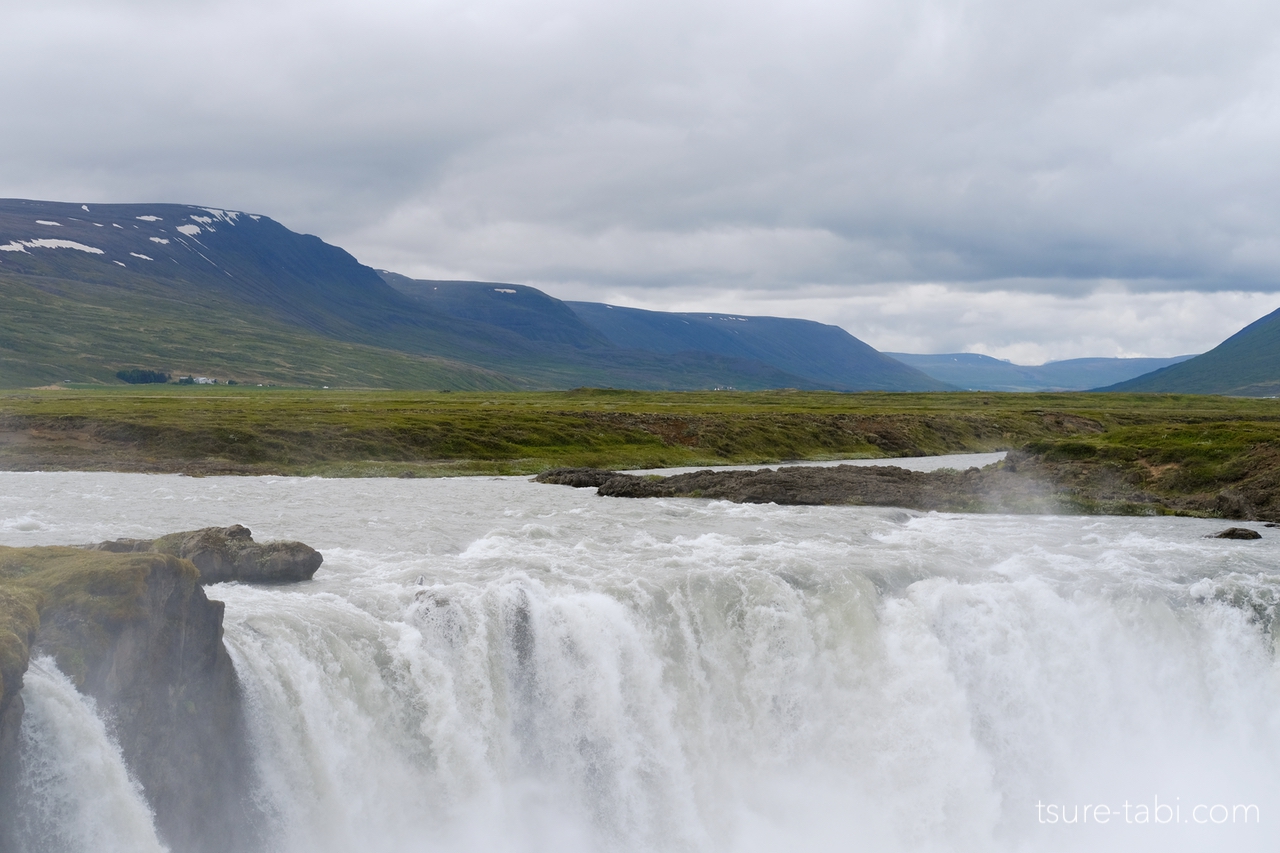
[2,460,1278,853]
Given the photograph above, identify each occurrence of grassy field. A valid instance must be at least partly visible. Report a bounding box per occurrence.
[1,386,1278,483]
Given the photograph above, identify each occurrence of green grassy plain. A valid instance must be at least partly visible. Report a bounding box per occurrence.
[3,387,1278,486]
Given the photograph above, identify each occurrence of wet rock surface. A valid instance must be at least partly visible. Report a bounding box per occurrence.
[1208,527,1262,540]
[3,524,324,852]
[0,546,275,853]
[537,446,1280,520]
[35,555,264,853]
[90,524,322,584]
[535,467,623,488]
[540,463,1072,513]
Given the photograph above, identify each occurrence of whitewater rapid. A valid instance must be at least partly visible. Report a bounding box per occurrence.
[2,465,1278,852]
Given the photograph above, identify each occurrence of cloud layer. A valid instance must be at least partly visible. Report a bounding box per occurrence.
[3,0,1279,360]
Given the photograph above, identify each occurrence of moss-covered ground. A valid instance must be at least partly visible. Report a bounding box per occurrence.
[0,387,1275,478]
[0,548,194,704]
[0,386,1094,474]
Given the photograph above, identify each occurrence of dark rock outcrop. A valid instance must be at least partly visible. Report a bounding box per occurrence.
[0,527,322,853]
[91,524,322,584]
[575,464,1069,513]
[31,552,264,853]
[1208,527,1262,540]
[535,467,622,488]
[538,455,1201,517]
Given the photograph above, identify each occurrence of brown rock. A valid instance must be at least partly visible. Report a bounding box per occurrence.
[534,467,622,488]
[590,464,1064,513]
[1207,527,1262,540]
[90,524,322,584]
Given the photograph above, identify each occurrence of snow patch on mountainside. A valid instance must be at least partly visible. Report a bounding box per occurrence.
[200,208,240,225]
[0,239,104,254]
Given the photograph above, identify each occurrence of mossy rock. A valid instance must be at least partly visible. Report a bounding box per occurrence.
[0,546,196,685]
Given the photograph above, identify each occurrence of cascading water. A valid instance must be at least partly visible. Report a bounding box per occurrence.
[2,464,1277,852]
[11,659,167,853]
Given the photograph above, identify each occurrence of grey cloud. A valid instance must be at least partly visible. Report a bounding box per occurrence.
[3,0,1280,358]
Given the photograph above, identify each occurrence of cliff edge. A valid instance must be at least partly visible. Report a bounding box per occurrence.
[0,525,323,853]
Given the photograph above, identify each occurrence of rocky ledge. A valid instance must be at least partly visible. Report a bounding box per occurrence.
[538,454,1280,524]
[0,526,323,853]
[537,463,1072,513]
[88,523,323,584]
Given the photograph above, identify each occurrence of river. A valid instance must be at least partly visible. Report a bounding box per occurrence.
[1,463,1277,852]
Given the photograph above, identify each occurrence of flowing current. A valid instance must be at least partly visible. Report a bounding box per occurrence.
[2,461,1278,853]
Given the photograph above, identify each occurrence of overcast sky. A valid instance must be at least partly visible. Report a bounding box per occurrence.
[4,0,1280,363]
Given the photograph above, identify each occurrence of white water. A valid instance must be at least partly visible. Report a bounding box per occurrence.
[2,469,1279,852]
[12,659,167,853]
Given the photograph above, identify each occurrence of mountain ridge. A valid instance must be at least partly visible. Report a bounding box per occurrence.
[565,302,950,392]
[1102,304,1280,396]
[0,198,942,391]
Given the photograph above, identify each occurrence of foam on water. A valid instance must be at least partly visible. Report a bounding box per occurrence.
[2,470,1278,852]
[12,658,167,853]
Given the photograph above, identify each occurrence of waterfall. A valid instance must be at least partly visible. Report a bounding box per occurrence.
[2,471,1278,852]
[216,520,1280,853]
[11,659,167,853]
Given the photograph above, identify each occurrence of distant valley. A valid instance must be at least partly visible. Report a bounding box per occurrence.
[888,352,1197,392]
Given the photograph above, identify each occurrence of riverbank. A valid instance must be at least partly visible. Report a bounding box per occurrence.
[3,387,1280,518]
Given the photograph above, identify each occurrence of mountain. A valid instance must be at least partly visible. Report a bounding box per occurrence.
[888,352,1196,392]
[0,199,521,389]
[0,200,686,388]
[565,302,951,392]
[1102,304,1280,395]
[0,198,940,391]
[378,276,949,391]
[378,273,611,349]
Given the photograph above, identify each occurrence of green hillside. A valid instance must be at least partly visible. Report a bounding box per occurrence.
[1104,304,1280,395]
[0,271,512,389]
